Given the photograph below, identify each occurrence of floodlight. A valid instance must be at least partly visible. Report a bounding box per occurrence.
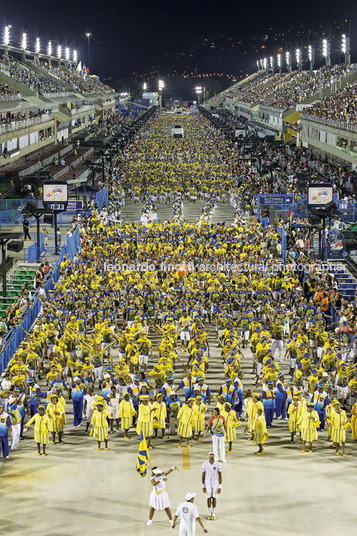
[4,25,11,46]
[21,32,27,50]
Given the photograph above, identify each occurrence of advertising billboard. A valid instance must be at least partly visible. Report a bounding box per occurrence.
[307,183,333,208]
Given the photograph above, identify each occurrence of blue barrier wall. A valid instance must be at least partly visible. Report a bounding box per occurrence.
[257,193,341,221]
[0,224,82,375]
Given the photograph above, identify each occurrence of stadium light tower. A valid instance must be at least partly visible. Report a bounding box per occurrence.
[285,51,291,72]
[48,41,52,57]
[21,32,27,50]
[4,25,11,46]
[263,57,268,72]
[342,34,351,65]
[269,56,274,72]
[195,85,203,104]
[73,49,78,63]
[35,37,40,54]
[65,47,70,61]
[85,32,92,64]
[158,79,164,109]
[322,38,330,66]
[57,45,62,59]
[143,81,147,91]
[308,45,314,71]
[256,59,259,71]
[277,53,282,74]
[296,49,301,71]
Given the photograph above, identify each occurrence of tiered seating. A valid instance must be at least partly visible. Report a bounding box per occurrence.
[0,265,38,316]
[303,83,357,125]
[1,56,67,95]
[223,65,356,110]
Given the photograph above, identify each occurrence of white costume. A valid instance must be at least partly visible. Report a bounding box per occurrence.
[149,475,170,510]
[201,459,222,498]
[175,501,200,536]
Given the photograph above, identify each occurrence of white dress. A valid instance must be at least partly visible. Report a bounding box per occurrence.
[149,476,170,510]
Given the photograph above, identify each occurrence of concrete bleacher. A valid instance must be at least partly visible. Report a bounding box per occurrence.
[44,146,94,181]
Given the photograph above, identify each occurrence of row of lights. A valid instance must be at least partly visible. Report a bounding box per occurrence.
[142,80,165,91]
[3,25,78,62]
[257,35,351,70]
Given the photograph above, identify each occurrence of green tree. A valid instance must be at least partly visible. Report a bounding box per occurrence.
[203,78,222,99]
[112,77,143,99]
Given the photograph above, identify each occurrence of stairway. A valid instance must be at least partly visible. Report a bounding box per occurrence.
[329,264,357,301]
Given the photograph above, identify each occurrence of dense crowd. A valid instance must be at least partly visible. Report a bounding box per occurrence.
[224,65,355,110]
[0,111,356,466]
[0,108,52,126]
[0,80,20,98]
[44,64,109,94]
[303,82,357,125]
[4,59,67,95]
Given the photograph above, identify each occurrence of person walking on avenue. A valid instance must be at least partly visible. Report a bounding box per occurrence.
[202,408,227,463]
[147,465,179,526]
[201,452,222,521]
[172,492,208,535]
[23,218,31,240]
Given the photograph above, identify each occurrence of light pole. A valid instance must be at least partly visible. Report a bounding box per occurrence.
[158,79,164,109]
[296,49,301,71]
[195,86,202,105]
[322,38,330,67]
[269,56,274,73]
[342,34,351,65]
[277,53,281,74]
[308,45,314,71]
[85,32,92,64]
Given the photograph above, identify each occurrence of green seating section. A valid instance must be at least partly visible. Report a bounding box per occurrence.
[0,265,38,317]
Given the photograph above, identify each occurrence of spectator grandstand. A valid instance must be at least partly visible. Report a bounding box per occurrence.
[303,83,357,125]
[224,65,355,109]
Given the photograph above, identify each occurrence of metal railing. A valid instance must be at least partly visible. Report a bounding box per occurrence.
[42,91,71,99]
[0,93,22,102]
[0,114,53,134]
[301,113,357,133]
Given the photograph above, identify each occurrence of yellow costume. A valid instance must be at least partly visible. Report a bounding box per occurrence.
[26,413,50,444]
[152,401,167,429]
[118,398,136,430]
[91,408,110,441]
[330,409,348,444]
[351,402,357,440]
[288,402,302,433]
[192,400,207,433]
[221,408,240,442]
[136,402,153,438]
[253,414,268,445]
[177,403,194,438]
[46,401,65,432]
[298,409,320,443]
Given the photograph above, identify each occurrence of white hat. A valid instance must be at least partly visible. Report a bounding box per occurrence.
[185,492,196,501]
[152,467,162,475]
[104,373,111,379]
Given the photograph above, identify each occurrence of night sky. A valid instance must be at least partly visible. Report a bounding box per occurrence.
[1,0,356,80]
